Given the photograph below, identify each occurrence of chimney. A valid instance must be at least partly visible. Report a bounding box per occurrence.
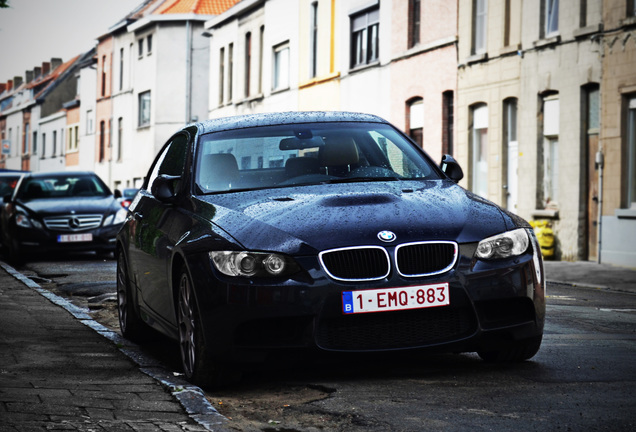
[0,83,6,93]
[51,58,63,70]
[13,76,23,88]
[42,62,50,75]
[7,80,13,91]
[34,66,42,78]
[26,70,34,83]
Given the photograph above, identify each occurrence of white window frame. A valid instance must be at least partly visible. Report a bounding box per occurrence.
[473,0,487,54]
[471,104,489,198]
[272,42,289,91]
[138,91,151,127]
[544,0,559,37]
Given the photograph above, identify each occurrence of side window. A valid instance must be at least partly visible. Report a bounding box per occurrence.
[145,133,188,193]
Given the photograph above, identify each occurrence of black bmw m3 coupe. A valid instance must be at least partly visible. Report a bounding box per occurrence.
[116,111,545,387]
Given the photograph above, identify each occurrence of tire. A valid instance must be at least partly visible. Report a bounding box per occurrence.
[177,266,235,388]
[477,335,543,363]
[116,251,153,342]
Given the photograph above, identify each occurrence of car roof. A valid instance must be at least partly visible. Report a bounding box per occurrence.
[23,171,96,178]
[193,111,389,135]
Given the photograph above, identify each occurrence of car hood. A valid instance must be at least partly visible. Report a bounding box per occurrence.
[17,196,119,217]
[196,180,515,255]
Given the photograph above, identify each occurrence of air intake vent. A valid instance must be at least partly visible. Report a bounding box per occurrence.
[44,214,103,232]
[319,246,390,281]
[395,241,457,277]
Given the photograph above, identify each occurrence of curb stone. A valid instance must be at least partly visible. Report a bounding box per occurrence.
[0,261,230,432]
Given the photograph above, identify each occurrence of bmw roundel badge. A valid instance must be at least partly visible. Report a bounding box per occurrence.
[377,230,396,242]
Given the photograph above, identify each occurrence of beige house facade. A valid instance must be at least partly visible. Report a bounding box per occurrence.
[598,0,636,267]
[457,0,618,263]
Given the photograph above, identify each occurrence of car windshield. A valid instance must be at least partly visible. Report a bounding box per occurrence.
[18,175,110,200]
[195,122,442,194]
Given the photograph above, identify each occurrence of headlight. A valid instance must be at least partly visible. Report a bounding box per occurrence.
[210,251,298,277]
[104,208,128,226]
[15,213,33,228]
[476,228,529,259]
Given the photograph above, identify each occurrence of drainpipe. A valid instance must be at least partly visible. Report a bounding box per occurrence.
[185,20,192,124]
[596,149,604,264]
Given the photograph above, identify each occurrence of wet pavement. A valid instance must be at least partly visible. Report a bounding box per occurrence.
[1,258,634,431]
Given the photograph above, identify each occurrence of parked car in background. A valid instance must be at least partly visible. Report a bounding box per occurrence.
[119,188,139,209]
[116,111,546,388]
[1,171,126,262]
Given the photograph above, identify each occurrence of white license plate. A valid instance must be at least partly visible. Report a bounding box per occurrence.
[57,233,93,243]
[342,283,450,314]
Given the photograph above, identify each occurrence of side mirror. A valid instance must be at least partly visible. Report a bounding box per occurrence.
[440,154,464,183]
[114,189,122,199]
[151,175,180,203]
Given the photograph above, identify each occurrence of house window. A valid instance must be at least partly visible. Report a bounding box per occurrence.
[219,47,225,105]
[23,123,29,154]
[74,125,79,151]
[350,6,379,68]
[407,98,423,147]
[228,43,234,101]
[408,0,421,48]
[138,39,143,57]
[87,109,94,134]
[471,104,488,198]
[118,117,123,161]
[99,121,105,163]
[273,42,289,91]
[504,0,511,46]
[630,0,636,16]
[41,133,46,158]
[543,0,559,37]
[147,34,153,55]
[52,130,57,157]
[138,91,151,127]
[32,131,37,155]
[310,2,318,78]
[627,96,636,206]
[542,96,560,206]
[472,0,487,55]
[442,91,454,155]
[119,48,124,91]
[245,32,252,97]
[101,55,106,97]
[259,26,264,94]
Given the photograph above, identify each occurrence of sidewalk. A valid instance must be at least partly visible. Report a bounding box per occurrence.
[0,262,229,432]
[543,260,636,294]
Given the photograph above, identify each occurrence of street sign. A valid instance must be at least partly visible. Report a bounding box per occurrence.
[1,140,10,155]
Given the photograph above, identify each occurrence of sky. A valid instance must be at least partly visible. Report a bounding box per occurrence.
[0,0,141,82]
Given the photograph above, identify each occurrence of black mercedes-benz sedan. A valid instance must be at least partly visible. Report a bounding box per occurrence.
[1,171,126,262]
[116,112,545,387]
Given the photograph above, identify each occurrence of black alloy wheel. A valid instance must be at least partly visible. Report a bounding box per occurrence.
[177,266,225,388]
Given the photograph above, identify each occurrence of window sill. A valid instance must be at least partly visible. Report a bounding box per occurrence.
[620,16,636,27]
[573,23,603,39]
[271,87,290,95]
[349,60,380,74]
[499,44,521,56]
[533,35,561,49]
[466,52,488,65]
[137,124,151,130]
[532,209,559,219]
[615,208,636,219]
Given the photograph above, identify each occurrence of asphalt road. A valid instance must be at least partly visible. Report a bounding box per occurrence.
[10,253,636,432]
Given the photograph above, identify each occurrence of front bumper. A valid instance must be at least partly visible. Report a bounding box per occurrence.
[187,242,545,363]
[13,223,122,254]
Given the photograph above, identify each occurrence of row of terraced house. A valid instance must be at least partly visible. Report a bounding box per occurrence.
[0,0,635,267]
